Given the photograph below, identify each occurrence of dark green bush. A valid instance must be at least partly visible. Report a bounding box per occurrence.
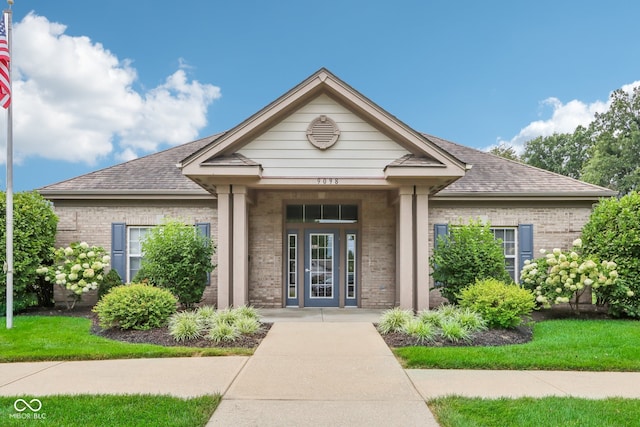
[93,283,177,330]
[98,269,123,300]
[0,191,58,313]
[458,278,536,328]
[135,219,215,308]
[430,219,511,303]
[581,192,640,317]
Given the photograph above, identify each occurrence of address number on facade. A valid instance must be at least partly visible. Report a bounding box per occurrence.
[316,178,339,185]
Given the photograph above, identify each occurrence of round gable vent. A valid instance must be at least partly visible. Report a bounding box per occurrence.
[306,115,340,150]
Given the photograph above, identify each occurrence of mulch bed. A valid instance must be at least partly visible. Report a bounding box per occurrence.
[380,325,533,348]
[90,320,272,349]
[23,304,611,349]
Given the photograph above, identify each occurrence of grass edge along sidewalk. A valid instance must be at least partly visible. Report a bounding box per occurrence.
[428,395,640,427]
[0,316,251,362]
[0,394,220,427]
[395,319,640,371]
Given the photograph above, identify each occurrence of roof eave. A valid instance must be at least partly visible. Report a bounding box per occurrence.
[431,191,616,202]
[38,189,214,201]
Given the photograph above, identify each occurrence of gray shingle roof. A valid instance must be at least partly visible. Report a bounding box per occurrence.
[424,134,616,197]
[39,135,222,194]
[38,131,615,199]
[386,154,443,167]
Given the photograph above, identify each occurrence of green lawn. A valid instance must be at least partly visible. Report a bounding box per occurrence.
[428,396,640,427]
[0,316,252,362]
[0,394,220,427]
[395,319,640,371]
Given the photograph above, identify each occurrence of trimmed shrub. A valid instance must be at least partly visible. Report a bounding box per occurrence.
[458,278,536,328]
[377,307,414,334]
[98,269,123,300]
[93,283,177,330]
[430,219,511,303]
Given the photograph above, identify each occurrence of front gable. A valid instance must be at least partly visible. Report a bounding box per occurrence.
[179,68,467,192]
[237,94,414,178]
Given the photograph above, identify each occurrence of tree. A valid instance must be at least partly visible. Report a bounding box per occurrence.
[582,86,640,194]
[0,191,58,313]
[521,129,591,179]
[581,192,640,317]
[489,143,520,161]
[430,219,511,303]
[136,219,215,307]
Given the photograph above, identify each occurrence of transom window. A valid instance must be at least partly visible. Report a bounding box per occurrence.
[286,204,358,223]
[491,227,517,281]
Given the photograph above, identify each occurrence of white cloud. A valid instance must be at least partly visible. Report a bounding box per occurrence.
[0,12,221,165]
[494,80,640,153]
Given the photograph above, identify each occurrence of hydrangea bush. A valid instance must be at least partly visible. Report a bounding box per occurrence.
[37,242,110,309]
[520,239,629,314]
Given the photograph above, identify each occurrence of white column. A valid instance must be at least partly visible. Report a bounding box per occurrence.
[398,186,415,310]
[415,186,430,311]
[216,185,231,309]
[232,185,249,307]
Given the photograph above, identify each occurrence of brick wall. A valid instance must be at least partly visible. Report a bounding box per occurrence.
[427,199,595,307]
[247,190,397,308]
[49,196,598,310]
[50,199,218,307]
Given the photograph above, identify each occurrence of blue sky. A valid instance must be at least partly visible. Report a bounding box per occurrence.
[2,0,639,191]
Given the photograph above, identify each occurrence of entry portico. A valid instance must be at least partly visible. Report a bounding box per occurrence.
[179,68,467,311]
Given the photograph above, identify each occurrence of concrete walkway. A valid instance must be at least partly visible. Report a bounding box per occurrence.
[2,308,640,426]
[207,322,438,426]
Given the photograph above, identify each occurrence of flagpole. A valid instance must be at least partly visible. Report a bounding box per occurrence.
[4,3,12,329]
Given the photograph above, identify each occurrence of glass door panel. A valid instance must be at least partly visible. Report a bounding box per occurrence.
[304,230,339,307]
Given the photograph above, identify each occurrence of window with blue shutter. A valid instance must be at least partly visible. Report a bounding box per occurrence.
[111,222,126,283]
[518,224,534,282]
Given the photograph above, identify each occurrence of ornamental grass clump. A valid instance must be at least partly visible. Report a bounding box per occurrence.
[377,307,414,334]
[168,310,204,341]
[403,318,437,344]
[169,305,262,343]
[453,307,488,332]
[234,316,261,335]
[418,309,446,328]
[439,319,472,342]
[207,322,240,344]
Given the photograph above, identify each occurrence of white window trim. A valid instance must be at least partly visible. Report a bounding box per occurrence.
[491,227,518,282]
[127,226,151,283]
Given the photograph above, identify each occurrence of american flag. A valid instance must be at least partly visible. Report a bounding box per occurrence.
[0,13,10,109]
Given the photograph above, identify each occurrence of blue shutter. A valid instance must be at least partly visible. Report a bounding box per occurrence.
[518,224,534,282]
[196,223,211,285]
[434,224,449,247]
[111,222,126,283]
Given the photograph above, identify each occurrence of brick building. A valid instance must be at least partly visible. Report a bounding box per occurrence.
[39,69,615,310]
